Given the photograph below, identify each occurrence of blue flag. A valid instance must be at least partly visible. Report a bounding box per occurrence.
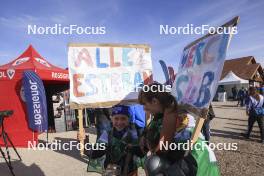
[23,71,48,132]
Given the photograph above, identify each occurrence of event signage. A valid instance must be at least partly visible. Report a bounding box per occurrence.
[0,71,7,78]
[7,69,15,80]
[23,71,48,132]
[68,44,152,107]
[12,57,30,66]
[35,58,51,67]
[172,33,232,108]
[51,72,69,79]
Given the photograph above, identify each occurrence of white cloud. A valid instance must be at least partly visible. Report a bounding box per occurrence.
[229,44,264,56]
[50,15,69,24]
[0,14,75,30]
[0,51,10,57]
[0,15,40,29]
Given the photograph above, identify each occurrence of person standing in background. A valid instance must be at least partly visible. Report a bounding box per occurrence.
[232,86,238,101]
[202,104,216,144]
[237,87,246,107]
[242,87,264,144]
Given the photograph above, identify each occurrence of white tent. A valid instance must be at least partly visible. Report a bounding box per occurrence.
[217,71,249,100]
[218,71,249,85]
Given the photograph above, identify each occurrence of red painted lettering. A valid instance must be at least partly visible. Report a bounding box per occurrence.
[110,47,121,67]
[75,48,94,67]
[73,74,85,97]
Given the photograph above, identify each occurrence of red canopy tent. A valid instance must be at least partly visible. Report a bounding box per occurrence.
[0,45,69,147]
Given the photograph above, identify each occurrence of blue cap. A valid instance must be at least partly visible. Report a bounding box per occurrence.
[111,105,130,118]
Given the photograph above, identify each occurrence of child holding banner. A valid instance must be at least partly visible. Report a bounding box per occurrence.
[138,83,220,176]
[79,105,145,176]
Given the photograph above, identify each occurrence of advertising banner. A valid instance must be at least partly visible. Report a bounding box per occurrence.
[23,71,48,132]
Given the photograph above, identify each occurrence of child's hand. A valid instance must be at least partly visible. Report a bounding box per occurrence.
[200,108,209,118]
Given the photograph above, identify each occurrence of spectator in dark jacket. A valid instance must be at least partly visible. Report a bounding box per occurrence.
[242,87,264,143]
[237,87,246,107]
[202,104,215,144]
[232,86,238,100]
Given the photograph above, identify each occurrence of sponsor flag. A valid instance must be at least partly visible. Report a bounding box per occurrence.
[23,71,48,132]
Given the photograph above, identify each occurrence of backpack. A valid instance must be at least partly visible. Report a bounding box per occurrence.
[250,96,264,117]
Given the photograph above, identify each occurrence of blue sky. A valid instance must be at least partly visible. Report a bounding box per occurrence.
[0,0,263,82]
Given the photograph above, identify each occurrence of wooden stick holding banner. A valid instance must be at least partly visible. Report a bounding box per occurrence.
[78,108,84,156]
[178,103,208,143]
[190,109,208,144]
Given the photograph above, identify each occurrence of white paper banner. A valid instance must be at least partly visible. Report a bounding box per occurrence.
[172,33,232,108]
[68,44,152,107]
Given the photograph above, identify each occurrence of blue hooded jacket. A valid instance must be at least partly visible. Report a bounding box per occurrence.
[128,104,146,128]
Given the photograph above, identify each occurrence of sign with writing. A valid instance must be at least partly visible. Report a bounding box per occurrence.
[68,44,152,108]
[51,72,69,79]
[12,57,30,66]
[172,33,232,108]
[7,69,15,80]
[0,71,7,78]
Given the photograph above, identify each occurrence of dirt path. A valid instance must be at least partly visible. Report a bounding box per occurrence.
[211,101,264,176]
